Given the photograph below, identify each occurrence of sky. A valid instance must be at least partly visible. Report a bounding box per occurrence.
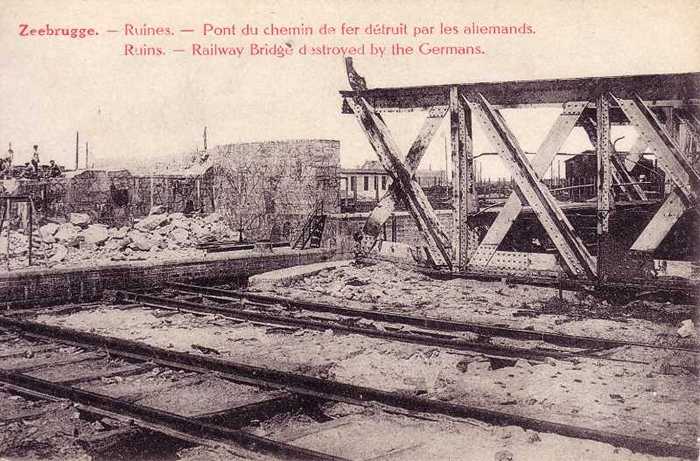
[1,0,698,179]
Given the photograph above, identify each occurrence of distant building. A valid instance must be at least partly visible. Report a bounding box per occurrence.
[563,152,598,183]
[564,150,665,200]
[339,160,447,202]
[339,160,388,201]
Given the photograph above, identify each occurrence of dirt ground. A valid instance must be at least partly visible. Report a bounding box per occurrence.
[0,389,95,460]
[5,260,696,460]
[33,292,698,455]
[255,403,684,461]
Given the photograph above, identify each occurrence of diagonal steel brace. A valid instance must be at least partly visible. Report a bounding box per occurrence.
[470,94,597,279]
[346,96,453,268]
[469,101,588,267]
[612,95,699,252]
[362,105,448,238]
[612,94,699,204]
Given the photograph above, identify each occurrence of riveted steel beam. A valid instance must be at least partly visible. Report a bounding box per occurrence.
[340,72,700,112]
[612,95,699,204]
[450,87,476,269]
[596,94,613,282]
[631,191,687,252]
[344,58,452,267]
[613,96,699,253]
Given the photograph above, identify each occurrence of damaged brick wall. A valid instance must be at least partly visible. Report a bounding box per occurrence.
[9,170,133,226]
[326,210,454,256]
[130,175,205,218]
[201,139,340,242]
[0,248,335,307]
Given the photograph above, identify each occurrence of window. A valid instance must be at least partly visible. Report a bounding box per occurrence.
[373,176,378,190]
[363,176,369,191]
[381,176,387,189]
[350,176,356,191]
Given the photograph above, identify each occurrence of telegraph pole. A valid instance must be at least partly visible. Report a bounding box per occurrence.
[75,131,79,170]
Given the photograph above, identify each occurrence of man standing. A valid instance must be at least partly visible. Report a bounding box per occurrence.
[31,145,40,173]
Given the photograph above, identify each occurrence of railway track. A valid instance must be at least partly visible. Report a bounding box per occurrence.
[117,290,579,363]
[0,326,343,460]
[0,313,696,459]
[153,282,699,359]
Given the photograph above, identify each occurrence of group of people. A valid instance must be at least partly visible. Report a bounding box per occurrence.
[0,145,62,179]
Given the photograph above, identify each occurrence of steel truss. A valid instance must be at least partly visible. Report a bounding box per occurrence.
[341,60,699,288]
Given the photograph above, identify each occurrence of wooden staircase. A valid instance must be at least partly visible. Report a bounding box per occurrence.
[292,202,327,250]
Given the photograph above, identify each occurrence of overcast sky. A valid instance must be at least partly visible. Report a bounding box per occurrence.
[1,0,698,178]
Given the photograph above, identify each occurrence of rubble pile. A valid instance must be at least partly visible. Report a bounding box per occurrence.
[1,210,238,270]
[266,261,699,347]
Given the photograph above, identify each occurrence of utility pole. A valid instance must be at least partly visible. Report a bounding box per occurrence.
[75,131,79,170]
[203,126,208,151]
[557,160,561,185]
[85,142,89,170]
[444,134,449,183]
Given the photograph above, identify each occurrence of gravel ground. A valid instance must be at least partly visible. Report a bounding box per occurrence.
[258,403,682,461]
[257,261,698,347]
[34,297,698,452]
[0,390,95,460]
[11,259,695,460]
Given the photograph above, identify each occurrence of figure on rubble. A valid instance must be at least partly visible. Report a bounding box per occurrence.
[21,162,34,178]
[352,230,366,258]
[31,145,40,174]
[48,160,62,177]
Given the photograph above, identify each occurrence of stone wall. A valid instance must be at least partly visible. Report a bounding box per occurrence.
[6,171,209,227]
[131,174,205,218]
[0,248,335,308]
[202,139,340,243]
